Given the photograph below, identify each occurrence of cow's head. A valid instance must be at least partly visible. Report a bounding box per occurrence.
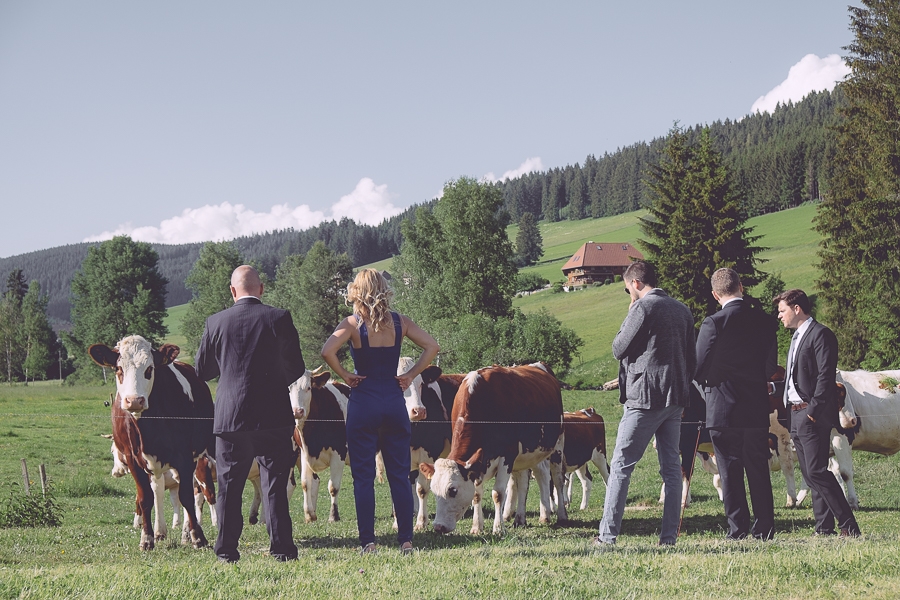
[835,381,856,429]
[88,336,179,418]
[398,356,427,422]
[430,454,482,534]
[289,367,331,426]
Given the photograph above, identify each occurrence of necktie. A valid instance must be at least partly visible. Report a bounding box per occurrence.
[784,329,800,406]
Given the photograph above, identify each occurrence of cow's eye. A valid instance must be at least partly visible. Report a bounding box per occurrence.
[144,366,153,380]
[449,487,458,498]
[115,366,124,383]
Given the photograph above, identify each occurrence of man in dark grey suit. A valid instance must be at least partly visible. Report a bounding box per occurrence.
[195,265,306,563]
[695,268,778,540]
[773,289,860,537]
[594,261,696,547]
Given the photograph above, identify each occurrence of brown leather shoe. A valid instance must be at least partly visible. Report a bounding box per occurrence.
[839,528,861,538]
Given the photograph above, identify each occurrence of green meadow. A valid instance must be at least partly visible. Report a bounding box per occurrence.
[2,381,900,599]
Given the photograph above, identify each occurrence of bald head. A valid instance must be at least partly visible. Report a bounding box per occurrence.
[230,265,263,301]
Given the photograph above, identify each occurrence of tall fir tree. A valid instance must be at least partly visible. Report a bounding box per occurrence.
[816,0,900,369]
[640,127,764,325]
[515,212,543,266]
[21,281,54,382]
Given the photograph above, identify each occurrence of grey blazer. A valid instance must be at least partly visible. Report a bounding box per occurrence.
[613,288,696,410]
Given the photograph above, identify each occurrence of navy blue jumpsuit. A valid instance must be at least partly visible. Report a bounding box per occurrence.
[346,312,414,546]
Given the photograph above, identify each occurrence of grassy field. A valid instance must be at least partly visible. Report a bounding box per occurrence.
[2,381,900,599]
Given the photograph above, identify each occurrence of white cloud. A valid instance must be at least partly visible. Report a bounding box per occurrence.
[751,54,850,114]
[84,177,405,245]
[483,157,544,183]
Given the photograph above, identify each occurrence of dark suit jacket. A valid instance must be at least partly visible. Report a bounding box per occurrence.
[195,297,306,435]
[695,298,778,429]
[774,319,840,427]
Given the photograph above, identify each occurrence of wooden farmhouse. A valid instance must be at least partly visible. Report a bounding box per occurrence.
[561,241,643,287]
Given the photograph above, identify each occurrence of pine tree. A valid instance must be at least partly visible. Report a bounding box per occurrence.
[816,0,900,369]
[21,281,54,382]
[640,127,764,325]
[515,212,543,266]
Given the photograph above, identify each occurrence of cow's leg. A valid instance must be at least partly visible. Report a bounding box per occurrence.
[129,466,155,550]
[194,486,206,527]
[414,470,431,531]
[327,454,344,522]
[299,449,320,523]
[573,466,593,510]
[150,472,168,541]
[471,479,485,535]
[169,487,181,531]
[549,446,569,524]
[491,469,510,534]
[502,470,521,522]
[830,433,858,509]
[132,495,141,529]
[534,461,554,524]
[248,467,264,525]
[173,458,207,548]
[779,440,799,507]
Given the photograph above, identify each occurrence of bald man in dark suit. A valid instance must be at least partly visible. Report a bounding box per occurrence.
[195,265,306,563]
[695,268,778,540]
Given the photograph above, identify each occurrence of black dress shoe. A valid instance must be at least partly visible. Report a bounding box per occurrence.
[813,530,837,537]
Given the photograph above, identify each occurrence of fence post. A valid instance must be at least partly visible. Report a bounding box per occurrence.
[39,464,48,497]
[21,459,30,495]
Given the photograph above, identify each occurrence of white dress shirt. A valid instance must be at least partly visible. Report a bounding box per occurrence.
[786,316,814,406]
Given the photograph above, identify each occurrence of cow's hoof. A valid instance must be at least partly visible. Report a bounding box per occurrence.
[249,515,259,525]
[329,507,340,522]
[191,530,209,549]
[305,514,317,523]
[155,532,167,542]
[140,534,155,551]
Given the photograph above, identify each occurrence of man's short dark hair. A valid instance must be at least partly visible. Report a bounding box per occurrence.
[773,288,811,315]
[711,268,741,296]
[623,260,658,288]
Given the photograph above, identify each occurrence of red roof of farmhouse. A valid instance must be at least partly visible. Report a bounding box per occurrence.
[561,242,644,271]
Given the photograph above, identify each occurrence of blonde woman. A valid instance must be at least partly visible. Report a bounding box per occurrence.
[321,269,439,554]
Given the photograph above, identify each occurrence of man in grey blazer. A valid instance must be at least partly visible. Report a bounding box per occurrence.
[594,260,696,547]
[196,265,306,563]
[773,289,860,537]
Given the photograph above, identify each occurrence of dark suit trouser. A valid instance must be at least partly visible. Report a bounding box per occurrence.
[215,427,298,561]
[790,407,860,534]
[709,427,775,539]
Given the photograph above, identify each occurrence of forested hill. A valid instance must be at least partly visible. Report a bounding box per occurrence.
[0,88,840,325]
[0,203,424,324]
[497,88,842,222]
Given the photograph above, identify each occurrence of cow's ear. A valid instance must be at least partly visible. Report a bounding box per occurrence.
[313,371,332,388]
[420,365,442,384]
[836,382,847,406]
[154,344,180,366]
[463,448,483,474]
[419,463,435,480]
[88,344,119,368]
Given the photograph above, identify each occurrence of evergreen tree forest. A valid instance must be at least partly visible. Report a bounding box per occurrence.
[0,88,845,328]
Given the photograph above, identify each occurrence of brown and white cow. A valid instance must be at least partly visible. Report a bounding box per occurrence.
[829,369,900,509]
[110,441,218,531]
[504,407,610,519]
[430,363,568,535]
[90,336,214,551]
[247,458,297,526]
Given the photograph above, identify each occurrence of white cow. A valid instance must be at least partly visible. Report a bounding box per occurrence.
[830,369,900,509]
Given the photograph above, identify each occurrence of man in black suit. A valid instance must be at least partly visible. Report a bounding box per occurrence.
[195,265,306,563]
[773,288,860,537]
[695,268,778,540]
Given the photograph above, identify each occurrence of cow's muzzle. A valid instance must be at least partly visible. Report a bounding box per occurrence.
[123,395,146,412]
[410,407,427,422]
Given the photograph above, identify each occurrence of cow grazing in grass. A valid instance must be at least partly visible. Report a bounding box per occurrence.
[829,369,900,509]
[90,336,214,551]
[430,363,568,535]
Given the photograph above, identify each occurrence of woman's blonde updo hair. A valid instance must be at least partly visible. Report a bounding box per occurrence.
[347,269,394,332]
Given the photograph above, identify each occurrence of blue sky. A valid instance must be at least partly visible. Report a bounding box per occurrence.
[0,1,854,258]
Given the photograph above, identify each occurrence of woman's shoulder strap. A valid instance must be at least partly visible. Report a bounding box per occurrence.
[355,314,370,348]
